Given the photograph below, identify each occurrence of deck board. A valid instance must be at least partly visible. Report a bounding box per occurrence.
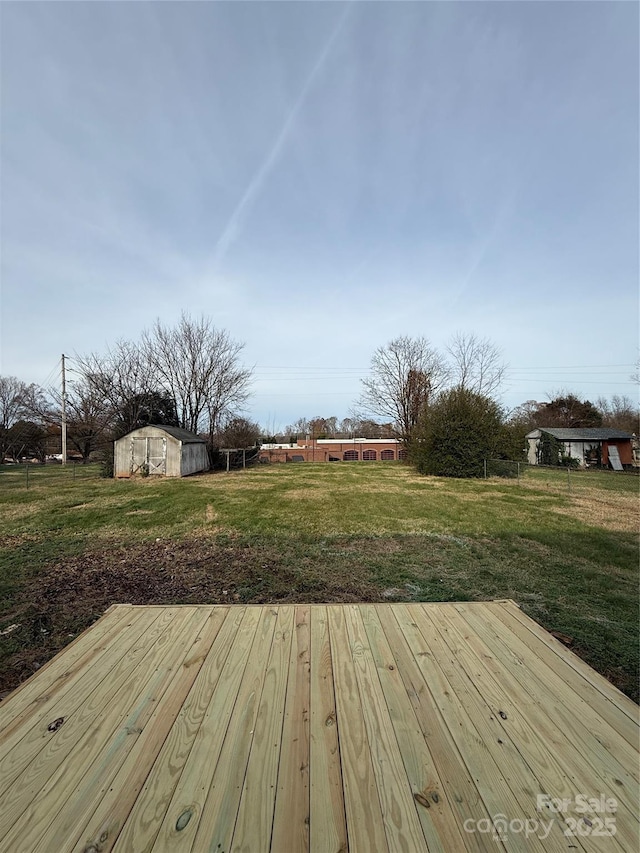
[309,606,348,853]
[0,601,637,853]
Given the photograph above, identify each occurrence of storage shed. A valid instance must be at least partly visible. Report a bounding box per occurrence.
[114,425,209,478]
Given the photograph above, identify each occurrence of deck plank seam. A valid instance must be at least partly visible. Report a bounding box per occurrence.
[1,608,207,853]
[183,606,276,853]
[267,604,297,853]
[199,606,279,853]
[381,603,503,852]
[53,607,216,853]
[494,601,640,725]
[269,604,312,853]
[363,603,475,853]
[429,605,601,852]
[350,604,435,851]
[387,605,501,826]
[77,606,237,853]
[138,605,266,853]
[229,605,295,853]
[309,605,348,853]
[399,603,553,850]
[329,604,391,853]
[457,604,640,784]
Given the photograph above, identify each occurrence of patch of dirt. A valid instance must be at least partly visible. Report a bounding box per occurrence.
[0,537,380,697]
[0,533,42,549]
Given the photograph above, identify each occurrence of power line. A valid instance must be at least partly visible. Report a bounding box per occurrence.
[255,362,634,371]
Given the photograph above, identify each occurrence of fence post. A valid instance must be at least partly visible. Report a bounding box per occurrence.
[242,449,246,469]
[517,462,520,482]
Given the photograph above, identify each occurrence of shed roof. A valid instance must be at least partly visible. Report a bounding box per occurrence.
[125,424,206,444]
[149,424,206,443]
[527,427,633,441]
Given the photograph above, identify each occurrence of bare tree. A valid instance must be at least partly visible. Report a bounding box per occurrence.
[142,313,252,438]
[21,371,114,463]
[62,376,116,462]
[0,376,28,432]
[596,395,639,434]
[0,376,35,459]
[215,417,261,448]
[338,416,357,436]
[76,340,161,438]
[360,336,448,444]
[324,416,338,437]
[309,416,330,437]
[446,332,506,396]
[285,417,310,438]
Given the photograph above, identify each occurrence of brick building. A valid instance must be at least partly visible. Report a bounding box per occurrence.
[259,438,406,463]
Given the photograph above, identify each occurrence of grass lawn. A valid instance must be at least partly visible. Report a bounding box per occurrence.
[0,461,638,701]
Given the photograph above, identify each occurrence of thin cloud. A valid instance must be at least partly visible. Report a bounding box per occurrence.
[212,4,351,267]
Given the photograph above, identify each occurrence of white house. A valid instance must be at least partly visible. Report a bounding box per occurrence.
[525,428,634,468]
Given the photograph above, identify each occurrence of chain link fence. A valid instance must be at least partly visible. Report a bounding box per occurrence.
[0,462,102,490]
[485,458,638,494]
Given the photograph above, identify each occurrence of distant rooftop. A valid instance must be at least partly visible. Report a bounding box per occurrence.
[261,438,399,449]
[315,438,398,444]
[527,427,633,441]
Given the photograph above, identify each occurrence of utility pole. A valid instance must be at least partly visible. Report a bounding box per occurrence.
[61,354,67,466]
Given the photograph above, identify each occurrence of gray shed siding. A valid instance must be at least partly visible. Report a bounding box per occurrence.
[114,426,208,478]
[180,441,209,477]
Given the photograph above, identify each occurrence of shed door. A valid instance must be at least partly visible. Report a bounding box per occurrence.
[131,438,147,475]
[148,437,166,474]
[130,436,167,475]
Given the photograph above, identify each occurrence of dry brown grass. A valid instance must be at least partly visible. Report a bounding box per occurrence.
[550,493,638,532]
[205,504,218,522]
[510,478,639,533]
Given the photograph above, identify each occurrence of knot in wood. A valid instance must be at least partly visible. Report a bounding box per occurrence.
[414,793,431,809]
[176,809,193,831]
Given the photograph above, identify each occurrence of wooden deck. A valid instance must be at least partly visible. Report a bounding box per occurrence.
[0,601,637,852]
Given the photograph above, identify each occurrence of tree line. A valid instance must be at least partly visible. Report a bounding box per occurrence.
[0,313,253,464]
[279,334,637,477]
[1,322,636,477]
[358,334,637,476]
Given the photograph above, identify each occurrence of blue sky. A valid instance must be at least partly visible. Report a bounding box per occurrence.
[1,1,638,430]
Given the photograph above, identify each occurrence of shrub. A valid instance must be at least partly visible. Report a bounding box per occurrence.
[412,388,503,478]
[538,432,563,466]
[100,447,114,479]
